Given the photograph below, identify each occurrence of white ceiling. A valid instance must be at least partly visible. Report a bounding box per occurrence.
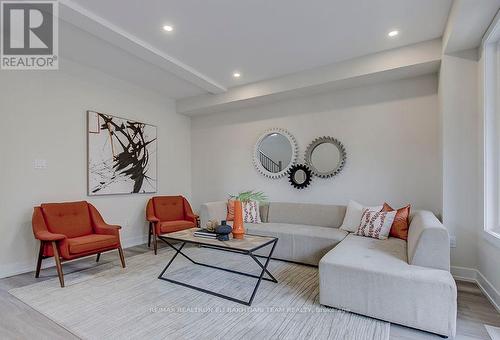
[68,0,452,90]
[59,21,206,99]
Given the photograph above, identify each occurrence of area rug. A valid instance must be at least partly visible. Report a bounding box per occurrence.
[9,247,389,340]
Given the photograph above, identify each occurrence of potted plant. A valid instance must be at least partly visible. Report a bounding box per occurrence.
[229,190,267,239]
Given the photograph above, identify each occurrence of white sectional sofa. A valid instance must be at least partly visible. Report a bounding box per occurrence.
[200,201,457,338]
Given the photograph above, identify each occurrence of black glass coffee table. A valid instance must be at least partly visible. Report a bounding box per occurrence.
[157,228,278,306]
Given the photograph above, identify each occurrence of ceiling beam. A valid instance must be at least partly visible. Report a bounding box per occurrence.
[58,0,226,94]
[442,0,500,54]
[177,39,442,116]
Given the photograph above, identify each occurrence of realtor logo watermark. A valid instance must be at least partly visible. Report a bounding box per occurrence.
[1,1,58,70]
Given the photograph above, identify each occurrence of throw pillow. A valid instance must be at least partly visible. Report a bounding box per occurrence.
[226,200,235,221]
[355,208,396,240]
[381,203,411,240]
[340,200,383,233]
[243,201,262,223]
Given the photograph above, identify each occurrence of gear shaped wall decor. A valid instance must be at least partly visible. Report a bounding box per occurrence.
[288,164,312,189]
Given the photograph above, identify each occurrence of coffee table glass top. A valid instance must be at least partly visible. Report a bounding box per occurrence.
[161,228,276,252]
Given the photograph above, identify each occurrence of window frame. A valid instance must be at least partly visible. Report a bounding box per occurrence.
[482,12,500,244]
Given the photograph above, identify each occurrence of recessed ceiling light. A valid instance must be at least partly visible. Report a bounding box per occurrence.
[388,30,399,38]
[233,72,241,78]
[163,25,173,32]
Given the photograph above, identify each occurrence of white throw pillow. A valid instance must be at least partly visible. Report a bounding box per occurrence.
[355,208,397,240]
[340,200,383,233]
[243,201,262,223]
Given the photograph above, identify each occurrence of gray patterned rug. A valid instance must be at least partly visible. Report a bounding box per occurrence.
[9,247,389,340]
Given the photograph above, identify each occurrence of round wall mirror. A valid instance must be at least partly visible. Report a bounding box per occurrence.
[253,128,298,179]
[288,164,312,189]
[294,169,307,183]
[311,143,341,173]
[305,136,346,178]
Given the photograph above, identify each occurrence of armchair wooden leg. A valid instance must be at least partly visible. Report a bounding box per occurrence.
[96,253,101,262]
[51,241,64,288]
[153,233,157,255]
[35,241,44,278]
[118,247,126,268]
[148,222,152,248]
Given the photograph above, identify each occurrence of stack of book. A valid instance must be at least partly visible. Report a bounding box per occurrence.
[193,229,217,239]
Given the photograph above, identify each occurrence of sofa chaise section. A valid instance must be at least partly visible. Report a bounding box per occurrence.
[319,211,457,337]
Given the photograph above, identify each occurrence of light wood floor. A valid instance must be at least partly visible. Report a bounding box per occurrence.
[1,243,499,340]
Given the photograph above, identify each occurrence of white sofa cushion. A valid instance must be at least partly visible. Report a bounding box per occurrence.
[267,202,346,227]
[246,223,348,265]
[319,234,457,337]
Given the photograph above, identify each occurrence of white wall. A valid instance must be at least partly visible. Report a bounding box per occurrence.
[0,59,192,278]
[439,46,500,308]
[191,75,442,216]
[438,50,480,269]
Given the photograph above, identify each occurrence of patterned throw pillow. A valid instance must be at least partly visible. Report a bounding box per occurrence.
[355,208,397,240]
[340,200,383,233]
[243,201,262,224]
[226,200,235,221]
[381,203,411,240]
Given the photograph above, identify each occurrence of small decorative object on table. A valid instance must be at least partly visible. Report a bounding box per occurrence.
[205,219,219,232]
[215,220,232,241]
[228,190,267,239]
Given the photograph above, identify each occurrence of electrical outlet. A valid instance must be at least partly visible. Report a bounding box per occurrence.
[450,236,457,248]
[34,159,47,169]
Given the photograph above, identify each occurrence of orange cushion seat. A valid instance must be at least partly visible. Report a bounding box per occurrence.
[158,220,195,234]
[68,234,119,254]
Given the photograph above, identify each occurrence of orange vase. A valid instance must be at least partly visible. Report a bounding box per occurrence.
[232,200,245,239]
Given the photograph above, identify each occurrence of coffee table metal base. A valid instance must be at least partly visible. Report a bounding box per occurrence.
[157,236,278,306]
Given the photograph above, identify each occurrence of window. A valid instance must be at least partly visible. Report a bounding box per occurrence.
[483,15,500,239]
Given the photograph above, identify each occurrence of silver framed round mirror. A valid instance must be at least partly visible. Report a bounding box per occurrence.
[253,128,298,179]
[305,136,346,178]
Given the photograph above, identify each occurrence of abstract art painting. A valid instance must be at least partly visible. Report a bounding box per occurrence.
[87,111,157,195]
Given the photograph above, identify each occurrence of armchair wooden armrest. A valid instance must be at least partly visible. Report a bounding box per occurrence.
[146,199,160,222]
[147,215,160,223]
[35,230,66,241]
[94,222,121,236]
[182,197,197,223]
[185,211,196,223]
[89,203,121,236]
[32,207,66,241]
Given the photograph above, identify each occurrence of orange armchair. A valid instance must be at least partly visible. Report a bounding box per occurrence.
[146,196,199,254]
[32,201,125,287]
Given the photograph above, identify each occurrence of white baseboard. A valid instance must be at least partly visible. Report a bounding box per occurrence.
[0,235,147,280]
[451,265,500,313]
[121,235,147,249]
